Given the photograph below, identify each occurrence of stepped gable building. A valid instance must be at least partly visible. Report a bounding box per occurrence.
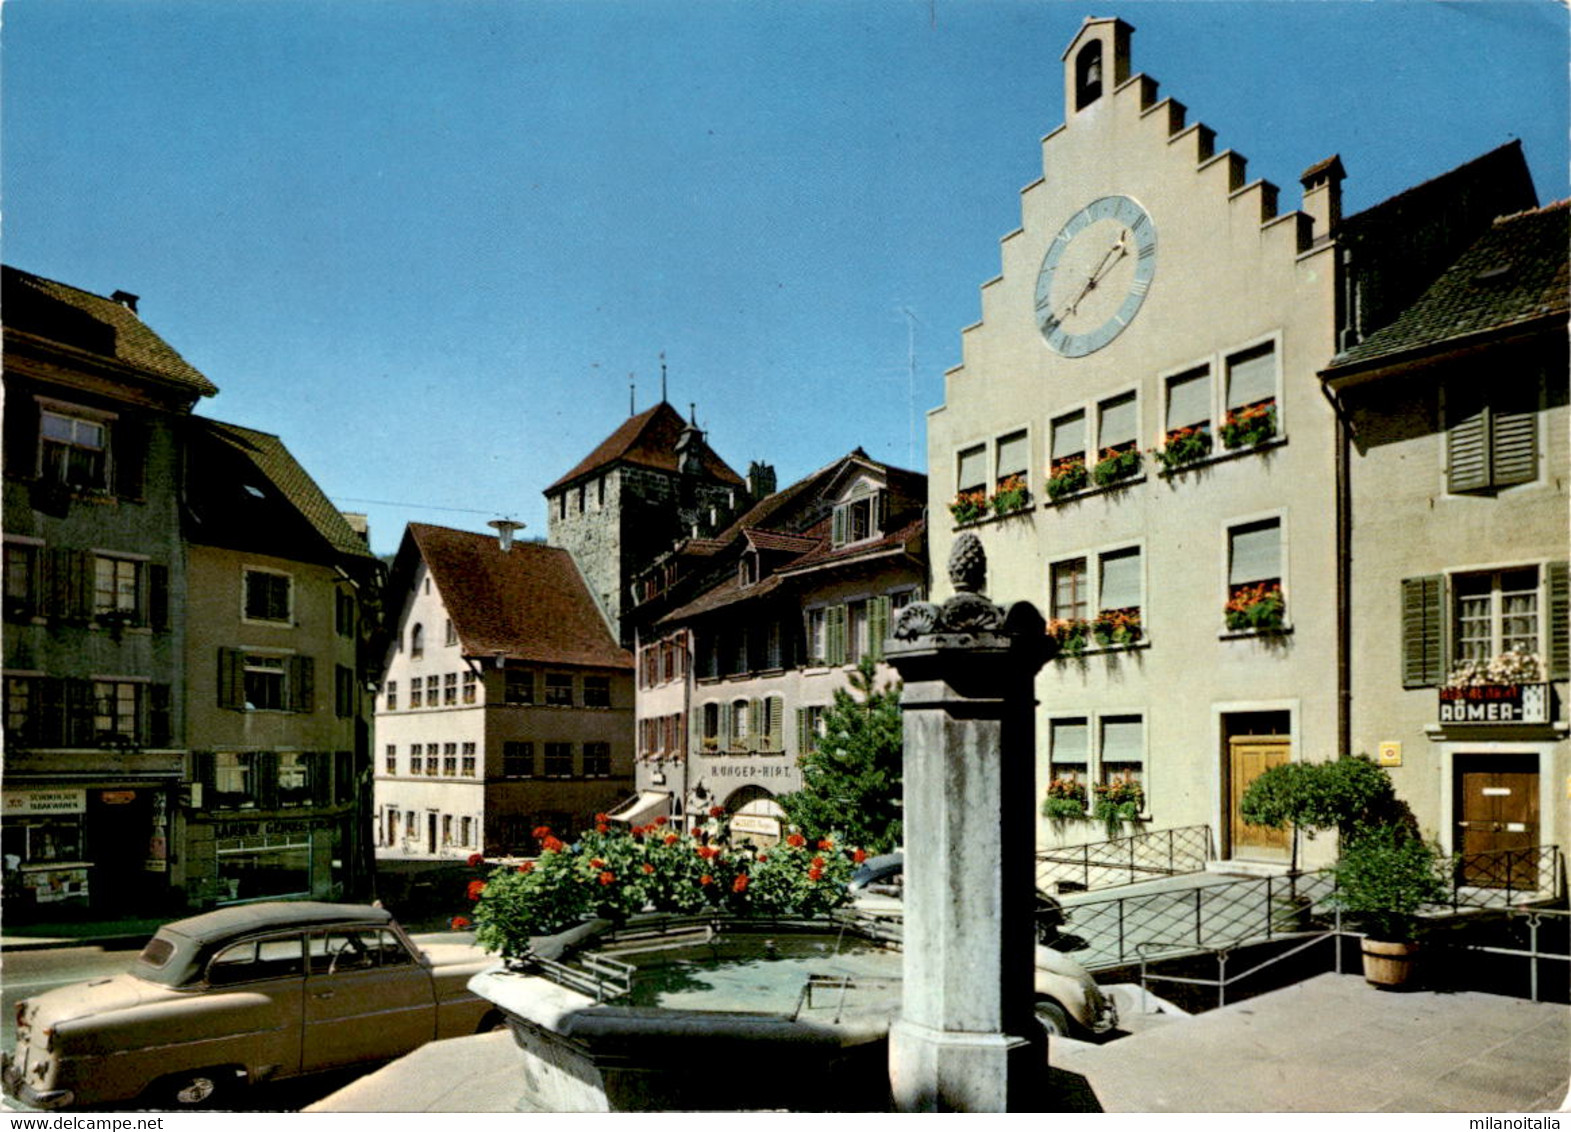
[926,17,1557,870]
[373,522,634,858]
[3,266,217,918]
[1323,200,1569,881]
[543,400,761,647]
[181,418,384,907]
[623,450,926,843]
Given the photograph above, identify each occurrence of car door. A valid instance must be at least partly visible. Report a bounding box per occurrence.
[199,931,307,1080]
[300,925,438,1073]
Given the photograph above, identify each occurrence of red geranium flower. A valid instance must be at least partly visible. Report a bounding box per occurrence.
[466,852,484,868]
[542,836,564,853]
[595,813,610,824]
[449,916,471,930]
[852,848,867,864]
[808,866,824,882]
[467,880,485,901]
[596,823,610,834]
[700,874,714,887]
[732,874,749,894]
[664,833,680,846]
[654,816,669,827]
[818,839,834,850]
[599,871,615,886]
[517,861,533,874]
[757,854,768,863]
[709,806,725,818]
[532,825,552,839]
[811,857,825,869]
[641,863,655,875]
[590,858,606,869]
[786,833,806,848]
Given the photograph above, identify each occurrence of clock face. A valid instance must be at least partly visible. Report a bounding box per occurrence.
[1035,195,1157,357]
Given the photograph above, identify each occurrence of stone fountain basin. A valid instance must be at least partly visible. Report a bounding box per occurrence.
[468,916,903,1111]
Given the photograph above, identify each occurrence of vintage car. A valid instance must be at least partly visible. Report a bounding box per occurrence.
[2,902,498,1110]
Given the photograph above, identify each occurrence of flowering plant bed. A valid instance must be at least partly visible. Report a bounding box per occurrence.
[1444,649,1544,688]
[1046,456,1088,500]
[1092,607,1143,647]
[1225,581,1286,632]
[1041,778,1087,822]
[460,815,860,959]
[990,474,1031,517]
[949,490,988,525]
[1046,617,1090,658]
[1092,775,1144,836]
[1091,446,1142,487]
[1153,426,1213,471]
[1220,399,1277,449]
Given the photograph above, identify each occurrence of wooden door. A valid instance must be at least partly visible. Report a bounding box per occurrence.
[1455,755,1539,888]
[1230,738,1290,858]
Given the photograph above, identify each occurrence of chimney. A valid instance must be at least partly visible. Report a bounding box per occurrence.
[747,461,777,500]
[1300,155,1345,242]
[111,290,140,315]
[487,518,525,553]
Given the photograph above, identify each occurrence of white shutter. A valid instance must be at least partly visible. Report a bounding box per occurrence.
[956,446,986,492]
[1100,716,1143,763]
[995,431,1029,481]
[1050,718,1089,767]
[1098,393,1137,449]
[1051,411,1086,460]
[1166,367,1211,431]
[1099,548,1142,610]
[1229,520,1281,585]
[1226,344,1276,409]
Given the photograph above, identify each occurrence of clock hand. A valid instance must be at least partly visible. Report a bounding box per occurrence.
[1064,232,1130,317]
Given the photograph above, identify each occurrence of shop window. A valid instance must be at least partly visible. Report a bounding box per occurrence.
[503,741,534,778]
[545,673,573,707]
[544,742,573,778]
[243,568,292,624]
[583,675,611,708]
[505,668,533,705]
[583,741,611,778]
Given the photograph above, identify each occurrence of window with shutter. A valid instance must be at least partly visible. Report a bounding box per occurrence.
[867,596,890,662]
[1549,562,1569,681]
[1097,392,1138,453]
[1049,717,1088,784]
[956,445,986,496]
[995,430,1029,490]
[1166,366,1212,433]
[1099,548,1142,614]
[1491,407,1537,487]
[1447,378,1540,493]
[826,605,847,666]
[1051,410,1086,462]
[218,648,246,710]
[1226,344,1276,410]
[1400,575,1445,688]
[1100,715,1145,798]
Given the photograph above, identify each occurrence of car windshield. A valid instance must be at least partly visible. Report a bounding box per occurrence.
[138,937,175,969]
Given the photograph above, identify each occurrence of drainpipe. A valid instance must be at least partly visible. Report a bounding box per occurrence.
[1320,380,1352,760]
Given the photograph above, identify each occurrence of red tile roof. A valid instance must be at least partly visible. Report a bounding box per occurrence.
[403,523,631,669]
[544,401,744,493]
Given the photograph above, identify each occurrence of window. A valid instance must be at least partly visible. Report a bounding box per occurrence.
[385,744,397,775]
[544,742,573,778]
[445,619,457,647]
[443,742,458,777]
[730,700,749,748]
[995,430,1029,492]
[583,741,610,778]
[385,681,398,711]
[545,673,573,707]
[5,676,33,739]
[94,680,139,741]
[701,702,723,751]
[807,609,828,666]
[386,808,400,845]
[1165,365,1212,437]
[335,665,355,718]
[1228,518,1283,604]
[583,675,611,708]
[662,642,676,683]
[426,675,439,706]
[956,445,987,497]
[410,624,424,658]
[797,705,827,754]
[212,752,261,809]
[1051,410,1086,465]
[244,655,286,711]
[40,409,107,491]
[4,542,38,621]
[461,742,476,776]
[410,679,423,708]
[1100,715,1145,800]
[460,817,473,847]
[833,490,882,547]
[1049,717,1089,790]
[277,752,315,807]
[765,620,783,670]
[409,744,423,775]
[1074,39,1103,110]
[503,741,534,778]
[243,569,291,624]
[1454,567,1542,664]
[442,814,454,846]
[425,747,440,776]
[463,670,477,704]
[756,696,784,753]
[1098,547,1143,621]
[1447,378,1539,493]
[1223,342,1279,448]
[336,591,355,638]
[505,668,534,705]
[94,556,141,619]
[443,673,457,706]
[1097,391,1138,456]
[847,601,869,663]
[1051,558,1088,622]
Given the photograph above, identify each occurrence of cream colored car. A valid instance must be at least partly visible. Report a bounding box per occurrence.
[3,902,496,1110]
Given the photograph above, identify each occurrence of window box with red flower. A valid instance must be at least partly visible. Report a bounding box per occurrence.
[1041,778,1088,824]
[1046,617,1090,658]
[1090,445,1142,487]
[1045,456,1088,501]
[1219,399,1277,450]
[949,490,988,525]
[1225,581,1286,633]
[1153,425,1213,471]
[1092,775,1145,837]
[989,474,1031,517]
[1092,607,1142,648]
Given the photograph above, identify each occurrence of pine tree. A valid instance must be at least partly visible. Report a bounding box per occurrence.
[778,656,903,853]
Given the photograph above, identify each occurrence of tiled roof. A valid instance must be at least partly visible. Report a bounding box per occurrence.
[1329,200,1570,373]
[744,529,818,554]
[777,516,925,575]
[659,572,787,623]
[404,523,631,670]
[193,418,377,561]
[545,401,744,493]
[2,265,218,397]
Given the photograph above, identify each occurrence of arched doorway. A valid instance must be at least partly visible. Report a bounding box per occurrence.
[724,785,785,848]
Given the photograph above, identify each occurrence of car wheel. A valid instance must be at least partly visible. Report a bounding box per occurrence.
[156,1067,239,1109]
[1034,997,1073,1038]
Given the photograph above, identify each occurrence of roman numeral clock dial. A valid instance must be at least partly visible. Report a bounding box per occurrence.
[1035,195,1157,357]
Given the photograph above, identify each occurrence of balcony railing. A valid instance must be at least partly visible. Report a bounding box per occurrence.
[1036,824,1213,893]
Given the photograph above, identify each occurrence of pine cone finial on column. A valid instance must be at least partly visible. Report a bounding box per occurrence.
[948,532,987,595]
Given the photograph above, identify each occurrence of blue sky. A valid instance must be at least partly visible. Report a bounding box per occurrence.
[5,0,1566,556]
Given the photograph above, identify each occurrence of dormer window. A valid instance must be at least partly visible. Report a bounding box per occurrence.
[1075,41,1103,110]
[832,489,884,548]
[739,552,759,587]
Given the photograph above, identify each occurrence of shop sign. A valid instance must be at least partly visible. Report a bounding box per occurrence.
[3,789,87,815]
[212,818,318,839]
[709,764,797,779]
[731,815,780,837]
[100,791,137,805]
[1438,682,1549,725]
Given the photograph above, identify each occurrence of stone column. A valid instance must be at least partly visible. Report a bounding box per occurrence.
[885,533,1051,1112]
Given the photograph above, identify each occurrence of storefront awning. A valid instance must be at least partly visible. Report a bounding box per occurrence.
[608,791,672,825]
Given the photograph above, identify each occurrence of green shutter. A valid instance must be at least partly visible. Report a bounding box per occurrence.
[827,606,847,666]
[1548,561,1569,681]
[796,707,807,757]
[868,596,890,662]
[291,656,315,714]
[1401,575,1445,688]
[749,698,763,749]
[218,648,245,710]
[832,506,847,547]
[719,702,730,749]
[1447,408,1489,493]
[1492,408,1537,488]
[768,697,783,751]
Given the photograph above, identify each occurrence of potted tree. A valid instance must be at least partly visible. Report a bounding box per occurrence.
[1328,823,1450,989]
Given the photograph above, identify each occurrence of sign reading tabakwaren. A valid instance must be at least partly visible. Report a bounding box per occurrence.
[1438,683,1549,725]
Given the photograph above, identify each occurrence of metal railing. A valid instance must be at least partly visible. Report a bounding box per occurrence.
[1446,905,1570,1003]
[1450,845,1564,910]
[1036,824,1213,893]
[1137,927,1342,1010]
